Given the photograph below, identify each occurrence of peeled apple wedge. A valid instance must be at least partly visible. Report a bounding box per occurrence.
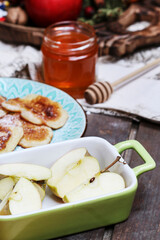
[0,163,51,181]
[33,182,45,201]
[0,190,12,215]
[0,177,15,200]
[9,177,42,215]
[0,202,10,215]
[63,172,125,203]
[47,148,100,198]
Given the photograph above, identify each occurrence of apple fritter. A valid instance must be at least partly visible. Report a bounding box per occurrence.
[19,120,53,148]
[2,94,68,129]
[0,113,23,153]
[0,113,22,127]
[0,113,53,148]
[0,125,23,154]
[1,97,23,112]
[0,96,7,118]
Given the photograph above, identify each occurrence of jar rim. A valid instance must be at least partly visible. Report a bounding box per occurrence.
[43,20,97,49]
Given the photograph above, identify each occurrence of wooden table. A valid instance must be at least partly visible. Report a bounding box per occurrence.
[54,112,160,240]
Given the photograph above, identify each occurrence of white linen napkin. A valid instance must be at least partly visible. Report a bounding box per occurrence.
[78,47,160,122]
[0,41,42,81]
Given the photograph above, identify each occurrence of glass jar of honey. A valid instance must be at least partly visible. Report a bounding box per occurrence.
[41,21,98,99]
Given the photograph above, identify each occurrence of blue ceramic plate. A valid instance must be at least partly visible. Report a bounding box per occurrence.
[0,78,86,148]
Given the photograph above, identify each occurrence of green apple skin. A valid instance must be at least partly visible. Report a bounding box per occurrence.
[0,163,51,181]
[9,177,42,215]
[0,177,15,200]
[63,172,125,203]
[47,148,100,198]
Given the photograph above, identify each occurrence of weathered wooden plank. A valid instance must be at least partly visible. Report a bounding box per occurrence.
[122,120,139,164]
[84,113,133,145]
[56,228,105,240]
[112,121,160,240]
[103,226,113,240]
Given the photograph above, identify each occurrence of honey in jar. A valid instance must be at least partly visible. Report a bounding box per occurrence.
[41,21,98,99]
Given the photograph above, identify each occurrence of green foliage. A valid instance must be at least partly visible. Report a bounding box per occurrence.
[79,0,126,25]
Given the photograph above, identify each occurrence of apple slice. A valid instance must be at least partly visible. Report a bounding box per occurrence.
[63,172,125,203]
[0,190,12,215]
[0,177,15,200]
[0,163,51,181]
[9,177,42,215]
[33,182,46,201]
[47,148,100,198]
[0,202,10,215]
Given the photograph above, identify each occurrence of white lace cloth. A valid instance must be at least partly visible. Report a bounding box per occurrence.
[0,40,160,122]
[0,41,42,80]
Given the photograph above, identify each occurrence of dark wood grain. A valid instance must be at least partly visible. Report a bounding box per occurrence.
[84,113,133,145]
[56,228,105,240]
[112,120,160,240]
[0,21,44,46]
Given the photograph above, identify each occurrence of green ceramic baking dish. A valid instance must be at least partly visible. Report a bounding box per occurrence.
[0,137,156,240]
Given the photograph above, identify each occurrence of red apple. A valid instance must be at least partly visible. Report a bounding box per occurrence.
[24,0,82,27]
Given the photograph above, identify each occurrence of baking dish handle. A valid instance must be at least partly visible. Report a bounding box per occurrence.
[114,140,156,177]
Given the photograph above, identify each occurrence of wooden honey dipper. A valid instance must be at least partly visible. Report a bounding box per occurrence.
[84,58,160,104]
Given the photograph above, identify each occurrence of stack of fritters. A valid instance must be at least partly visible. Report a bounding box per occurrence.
[0,94,68,153]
